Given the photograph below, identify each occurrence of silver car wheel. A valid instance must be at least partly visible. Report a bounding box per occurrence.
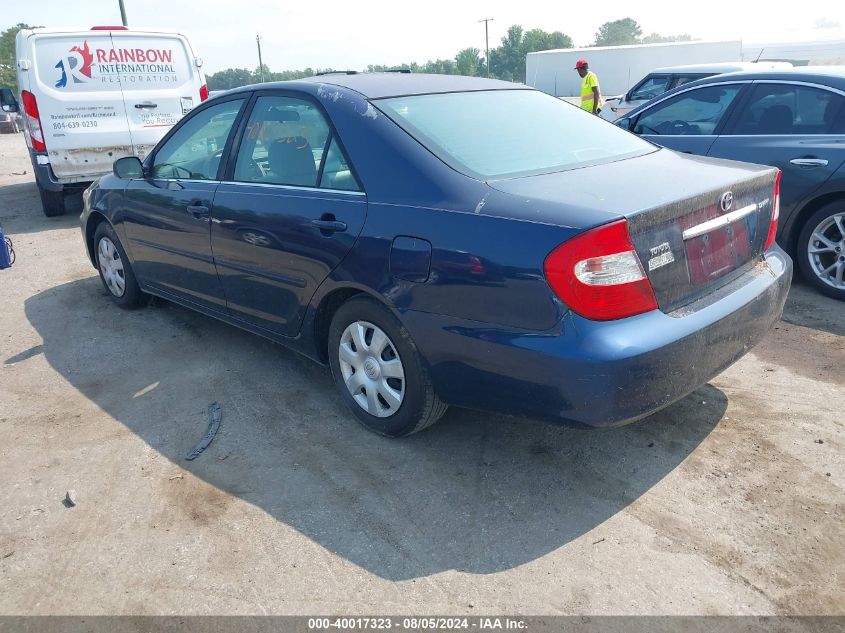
[338,320,405,418]
[98,237,126,298]
[807,211,845,291]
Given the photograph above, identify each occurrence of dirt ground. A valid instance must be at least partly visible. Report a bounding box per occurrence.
[0,131,842,615]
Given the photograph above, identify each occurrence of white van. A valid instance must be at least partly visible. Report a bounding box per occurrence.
[599,61,793,122]
[15,26,207,216]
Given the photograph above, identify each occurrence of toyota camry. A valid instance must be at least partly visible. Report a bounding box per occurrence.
[80,73,792,437]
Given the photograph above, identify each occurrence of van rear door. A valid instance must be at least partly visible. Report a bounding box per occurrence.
[110,31,204,160]
[29,32,133,179]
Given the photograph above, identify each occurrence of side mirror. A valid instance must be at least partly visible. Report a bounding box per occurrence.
[113,156,144,179]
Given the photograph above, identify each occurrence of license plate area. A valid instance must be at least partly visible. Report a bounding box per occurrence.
[680,203,758,287]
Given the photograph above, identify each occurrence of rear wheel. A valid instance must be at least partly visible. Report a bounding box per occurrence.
[797,202,845,301]
[94,222,144,308]
[38,184,65,217]
[328,296,447,437]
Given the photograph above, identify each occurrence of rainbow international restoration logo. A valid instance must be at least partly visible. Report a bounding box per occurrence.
[54,40,179,88]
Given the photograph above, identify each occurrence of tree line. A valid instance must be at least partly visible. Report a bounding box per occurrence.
[0,19,692,93]
[207,18,692,90]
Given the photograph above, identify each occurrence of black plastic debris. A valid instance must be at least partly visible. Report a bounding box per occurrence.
[185,402,222,461]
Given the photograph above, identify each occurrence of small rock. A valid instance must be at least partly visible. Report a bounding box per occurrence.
[648,442,655,448]
[217,453,230,461]
[815,439,824,444]
[169,473,184,481]
[2,551,13,559]
[62,491,76,508]
[826,473,831,477]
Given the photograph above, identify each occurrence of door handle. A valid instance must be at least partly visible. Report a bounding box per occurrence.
[134,102,158,109]
[311,218,347,233]
[186,204,210,219]
[790,158,828,168]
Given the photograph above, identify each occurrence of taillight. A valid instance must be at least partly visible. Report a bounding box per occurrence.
[764,170,781,250]
[544,219,658,321]
[199,85,209,102]
[21,90,46,152]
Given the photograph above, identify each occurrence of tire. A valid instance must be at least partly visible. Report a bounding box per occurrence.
[328,296,448,437]
[796,202,845,301]
[38,184,66,217]
[93,222,144,309]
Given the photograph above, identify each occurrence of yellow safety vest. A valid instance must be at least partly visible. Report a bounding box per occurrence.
[580,71,602,112]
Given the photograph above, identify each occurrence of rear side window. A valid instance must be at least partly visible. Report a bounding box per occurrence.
[730,83,845,135]
[151,98,244,179]
[377,90,653,180]
[629,75,672,101]
[233,95,339,188]
[633,84,743,136]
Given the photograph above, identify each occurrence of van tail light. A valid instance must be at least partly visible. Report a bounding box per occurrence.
[544,219,658,321]
[199,85,209,102]
[764,169,781,250]
[21,90,46,152]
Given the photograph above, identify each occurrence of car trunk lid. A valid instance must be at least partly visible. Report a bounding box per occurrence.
[485,149,778,313]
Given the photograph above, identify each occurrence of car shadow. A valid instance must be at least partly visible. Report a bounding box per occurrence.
[0,181,83,235]
[24,278,727,581]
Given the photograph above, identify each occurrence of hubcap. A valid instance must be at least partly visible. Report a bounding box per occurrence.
[807,212,845,291]
[98,237,126,297]
[338,321,405,418]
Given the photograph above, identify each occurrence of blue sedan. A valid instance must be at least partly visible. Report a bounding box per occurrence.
[81,74,791,436]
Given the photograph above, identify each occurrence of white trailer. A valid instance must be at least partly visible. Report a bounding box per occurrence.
[526,40,743,98]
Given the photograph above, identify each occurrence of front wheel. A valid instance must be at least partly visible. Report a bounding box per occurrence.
[797,202,845,300]
[94,222,145,308]
[328,296,447,437]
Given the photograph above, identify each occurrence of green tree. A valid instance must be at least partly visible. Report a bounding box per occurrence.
[206,67,256,90]
[594,18,643,46]
[523,28,573,53]
[488,25,573,82]
[455,47,481,76]
[1,23,41,92]
[641,33,694,44]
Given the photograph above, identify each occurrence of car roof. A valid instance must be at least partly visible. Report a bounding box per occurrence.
[229,73,533,100]
[647,62,792,74]
[624,66,845,118]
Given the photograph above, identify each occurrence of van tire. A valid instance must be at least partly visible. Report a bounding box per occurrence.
[38,185,66,217]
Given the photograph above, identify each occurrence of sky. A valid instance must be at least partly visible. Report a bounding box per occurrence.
[5,0,845,74]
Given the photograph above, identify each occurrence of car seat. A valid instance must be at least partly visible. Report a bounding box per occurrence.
[266,136,317,186]
[757,105,793,134]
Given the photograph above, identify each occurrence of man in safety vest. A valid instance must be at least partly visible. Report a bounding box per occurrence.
[575,59,602,115]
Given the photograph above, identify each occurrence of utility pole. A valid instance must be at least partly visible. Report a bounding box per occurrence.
[479,17,493,77]
[118,0,128,26]
[256,34,265,83]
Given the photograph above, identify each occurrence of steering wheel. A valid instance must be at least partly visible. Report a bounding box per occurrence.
[668,120,696,134]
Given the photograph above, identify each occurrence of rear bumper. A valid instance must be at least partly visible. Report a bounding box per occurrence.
[402,248,792,428]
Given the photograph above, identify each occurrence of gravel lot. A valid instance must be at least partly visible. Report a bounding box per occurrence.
[0,131,842,615]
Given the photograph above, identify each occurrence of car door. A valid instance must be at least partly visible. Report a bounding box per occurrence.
[211,93,366,337]
[707,81,845,222]
[122,96,247,311]
[630,82,749,155]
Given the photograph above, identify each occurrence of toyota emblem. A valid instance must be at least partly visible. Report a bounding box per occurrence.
[720,191,734,212]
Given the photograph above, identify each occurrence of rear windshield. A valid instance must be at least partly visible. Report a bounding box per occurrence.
[376,89,654,180]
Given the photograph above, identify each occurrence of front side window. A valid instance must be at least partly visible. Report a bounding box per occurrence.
[234,96,332,187]
[377,90,654,180]
[151,99,244,179]
[731,83,845,135]
[633,84,743,136]
[629,75,672,101]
